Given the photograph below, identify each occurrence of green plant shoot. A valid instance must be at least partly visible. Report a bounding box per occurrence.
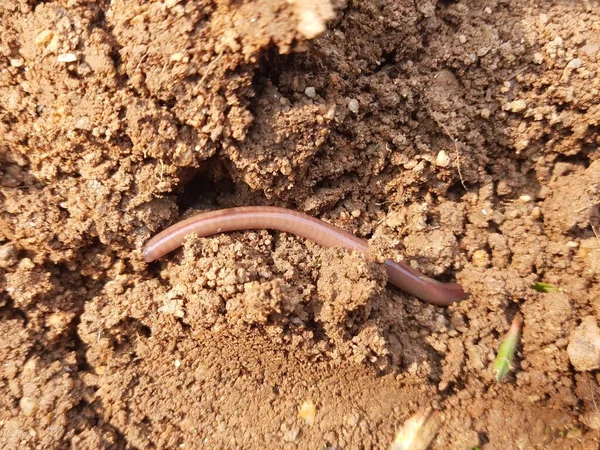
[530,282,556,293]
[495,313,523,382]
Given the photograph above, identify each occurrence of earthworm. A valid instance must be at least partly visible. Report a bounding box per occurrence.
[143,206,468,306]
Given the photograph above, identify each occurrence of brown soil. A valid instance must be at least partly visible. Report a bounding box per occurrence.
[1,0,600,448]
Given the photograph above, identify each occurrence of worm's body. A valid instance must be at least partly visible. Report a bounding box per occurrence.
[143,206,467,306]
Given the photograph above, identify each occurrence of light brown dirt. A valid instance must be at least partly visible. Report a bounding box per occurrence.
[1,0,600,448]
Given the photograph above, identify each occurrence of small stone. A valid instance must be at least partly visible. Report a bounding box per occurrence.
[500,81,511,93]
[505,99,527,113]
[35,30,54,46]
[484,6,492,14]
[10,58,24,67]
[519,194,532,202]
[0,243,18,268]
[533,52,544,64]
[567,317,600,371]
[19,397,39,416]
[581,410,600,430]
[435,150,450,167]
[57,53,78,63]
[325,105,336,119]
[578,239,600,275]
[304,86,316,98]
[170,52,184,62]
[348,98,359,114]
[477,47,490,57]
[480,108,491,119]
[458,35,467,44]
[472,249,490,268]
[582,43,600,56]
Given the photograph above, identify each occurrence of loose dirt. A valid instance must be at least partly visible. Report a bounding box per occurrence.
[1,0,599,448]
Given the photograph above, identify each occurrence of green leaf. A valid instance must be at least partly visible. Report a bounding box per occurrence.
[530,282,556,293]
[494,314,523,382]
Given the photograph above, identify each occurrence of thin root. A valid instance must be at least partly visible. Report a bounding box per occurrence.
[592,225,600,248]
[430,111,468,191]
[154,159,165,183]
[588,374,599,417]
[199,49,225,87]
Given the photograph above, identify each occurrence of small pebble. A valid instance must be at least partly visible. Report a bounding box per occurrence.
[0,243,18,269]
[480,108,491,119]
[57,53,78,63]
[435,150,450,167]
[348,98,359,114]
[325,105,336,120]
[458,35,467,44]
[19,397,39,416]
[567,317,600,371]
[35,30,54,46]
[304,86,316,98]
[505,99,527,113]
[582,43,600,56]
[477,47,490,57]
[472,249,490,268]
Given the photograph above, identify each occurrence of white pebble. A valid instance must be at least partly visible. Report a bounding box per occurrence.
[567,317,600,371]
[57,53,78,63]
[348,98,359,113]
[519,194,532,202]
[435,150,450,167]
[304,86,316,98]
